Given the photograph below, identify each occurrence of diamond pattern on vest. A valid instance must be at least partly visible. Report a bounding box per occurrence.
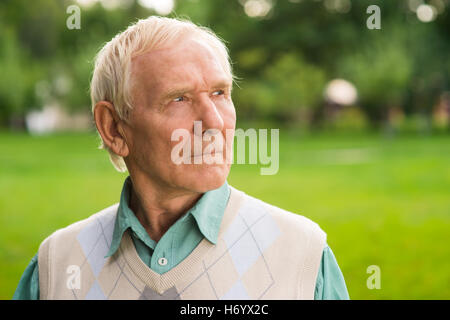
[220,279,249,300]
[174,198,281,300]
[72,196,282,300]
[76,213,115,277]
[85,280,107,300]
[75,212,119,299]
[139,286,180,300]
[220,197,280,298]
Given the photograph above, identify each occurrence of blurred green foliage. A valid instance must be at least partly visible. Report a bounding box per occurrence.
[235,52,326,124]
[0,0,449,130]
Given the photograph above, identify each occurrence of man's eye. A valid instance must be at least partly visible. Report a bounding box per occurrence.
[173,96,185,102]
[212,90,225,96]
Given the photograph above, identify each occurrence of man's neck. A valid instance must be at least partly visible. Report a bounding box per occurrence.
[128,174,203,242]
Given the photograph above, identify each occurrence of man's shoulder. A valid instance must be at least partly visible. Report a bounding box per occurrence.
[228,186,327,288]
[39,203,119,248]
[231,186,326,240]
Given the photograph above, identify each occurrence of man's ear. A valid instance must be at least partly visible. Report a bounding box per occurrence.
[93,101,130,158]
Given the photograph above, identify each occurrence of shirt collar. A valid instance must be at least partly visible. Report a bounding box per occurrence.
[105,176,230,258]
[188,180,230,244]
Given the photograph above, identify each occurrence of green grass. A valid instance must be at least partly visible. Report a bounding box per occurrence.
[1,130,449,299]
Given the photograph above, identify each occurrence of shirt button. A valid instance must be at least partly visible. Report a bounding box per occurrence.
[158,257,168,266]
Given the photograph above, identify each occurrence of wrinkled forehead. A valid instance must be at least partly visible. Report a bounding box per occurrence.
[130,37,230,93]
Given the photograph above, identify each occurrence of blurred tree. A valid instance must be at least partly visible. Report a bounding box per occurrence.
[338,22,413,126]
[234,52,326,126]
[0,0,448,131]
[0,26,43,128]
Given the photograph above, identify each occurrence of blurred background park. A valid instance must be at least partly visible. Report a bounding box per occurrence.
[0,0,449,299]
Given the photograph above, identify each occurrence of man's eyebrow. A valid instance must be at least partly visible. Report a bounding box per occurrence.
[160,86,194,101]
[160,79,232,101]
[210,79,233,90]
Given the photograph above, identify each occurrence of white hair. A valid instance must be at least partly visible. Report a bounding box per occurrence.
[90,16,235,172]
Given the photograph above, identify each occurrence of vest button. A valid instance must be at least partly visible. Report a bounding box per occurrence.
[158,257,168,266]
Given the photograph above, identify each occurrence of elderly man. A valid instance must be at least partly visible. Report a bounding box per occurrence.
[13,16,349,300]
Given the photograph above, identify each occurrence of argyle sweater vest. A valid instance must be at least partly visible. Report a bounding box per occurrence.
[37,186,327,300]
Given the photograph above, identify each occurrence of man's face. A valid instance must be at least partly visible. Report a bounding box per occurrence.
[123,37,236,193]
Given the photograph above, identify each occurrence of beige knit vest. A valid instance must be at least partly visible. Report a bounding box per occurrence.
[38,186,326,300]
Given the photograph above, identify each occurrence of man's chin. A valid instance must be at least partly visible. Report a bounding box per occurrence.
[181,164,230,193]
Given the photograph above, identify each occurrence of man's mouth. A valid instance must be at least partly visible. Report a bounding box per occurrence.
[192,151,223,157]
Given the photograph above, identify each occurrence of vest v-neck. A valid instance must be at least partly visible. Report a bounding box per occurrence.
[118,186,246,294]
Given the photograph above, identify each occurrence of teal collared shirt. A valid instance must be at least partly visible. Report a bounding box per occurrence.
[13,177,349,299]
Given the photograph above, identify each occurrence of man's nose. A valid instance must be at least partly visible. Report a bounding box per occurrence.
[195,95,224,134]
